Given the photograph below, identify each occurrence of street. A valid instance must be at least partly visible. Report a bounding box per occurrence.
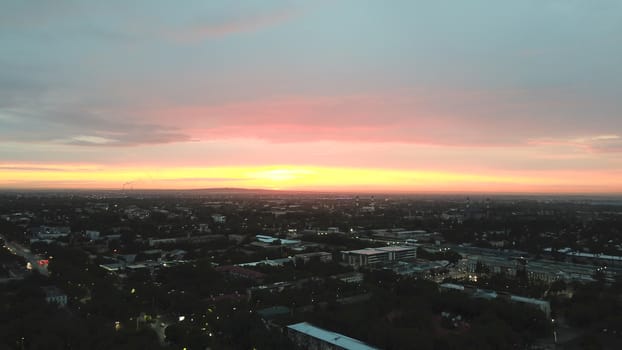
[1,234,49,277]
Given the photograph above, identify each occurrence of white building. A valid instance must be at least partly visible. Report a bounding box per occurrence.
[341,246,416,267]
[287,322,378,350]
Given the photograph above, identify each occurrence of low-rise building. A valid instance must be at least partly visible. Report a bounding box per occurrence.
[331,272,364,284]
[85,230,100,240]
[465,254,604,283]
[287,322,378,350]
[215,265,266,283]
[465,255,519,277]
[42,286,67,307]
[294,251,333,264]
[439,283,551,318]
[212,214,226,223]
[341,246,416,267]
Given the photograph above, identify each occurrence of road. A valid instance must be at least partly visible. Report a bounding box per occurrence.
[1,234,49,277]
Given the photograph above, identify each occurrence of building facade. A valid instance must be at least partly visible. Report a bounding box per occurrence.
[341,246,416,267]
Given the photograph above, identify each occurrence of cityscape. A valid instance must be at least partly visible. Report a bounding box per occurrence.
[1,191,622,349]
[2,1,622,349]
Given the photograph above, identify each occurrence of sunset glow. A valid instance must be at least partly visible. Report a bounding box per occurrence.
[1,1,621,193]
[1,163,620,194]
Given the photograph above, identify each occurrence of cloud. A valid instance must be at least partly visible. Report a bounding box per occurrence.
[0,103,193,147]
[68,135,119,145]
[56,129,194,147]
[170,6,304,42]
[3,83,621,149]
[583,135,622,153]
[1,1,620,152]
[0,163,103,172]
[529,135,622,153]
[0,1,308,40]
[139,90,619,147]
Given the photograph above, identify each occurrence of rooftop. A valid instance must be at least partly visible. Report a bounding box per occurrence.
[376,246,417,252]
[343,248,388,255]
[343,246,416,255]
[288,322,378,350]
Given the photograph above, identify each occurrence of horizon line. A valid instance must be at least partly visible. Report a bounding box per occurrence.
[1,186,622,198]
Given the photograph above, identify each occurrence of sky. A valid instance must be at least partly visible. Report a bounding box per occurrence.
[1,0,621,193]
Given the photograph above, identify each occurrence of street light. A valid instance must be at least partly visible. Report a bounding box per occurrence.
[551,318,557,344]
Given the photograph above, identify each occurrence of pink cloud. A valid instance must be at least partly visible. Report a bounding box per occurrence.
[170,7,304,42]
[135,93,540,146]
[54,87,620,149]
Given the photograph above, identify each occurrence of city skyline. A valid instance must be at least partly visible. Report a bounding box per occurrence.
[2,1,622,193]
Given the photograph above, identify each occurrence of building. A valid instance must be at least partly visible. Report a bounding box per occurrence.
[466,254,604,283]
[85,230,100,240]
[376,246,417,261]
[385,260,450,281]
[215,265,266,283]
[287,322,378,350]
[236,257,294,268]
[341,248,389,267]
[341,246,416,267]
[544,247,622,267]
[439,283,551,318]
[331,272,364,284]
[30,226,70,240]
[211,214,226,223]
[42,286,67,307]
[247,281,296,299]
[294,251,333,264]
[465,255,519,277]
[371,229,441,245]
[256,235,301,245]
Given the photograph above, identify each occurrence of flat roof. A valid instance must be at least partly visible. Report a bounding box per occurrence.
[510,295,550,307]
[343,248,388,255]
[440,283,465,291]
[99,263,123,271]
[376,246,417,252]
[343,246,416,255]
[288,322,378,350]
[441,283,550,309]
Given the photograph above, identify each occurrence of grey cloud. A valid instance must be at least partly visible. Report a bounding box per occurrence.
[0,103,193,147]
[0,166,98,172]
